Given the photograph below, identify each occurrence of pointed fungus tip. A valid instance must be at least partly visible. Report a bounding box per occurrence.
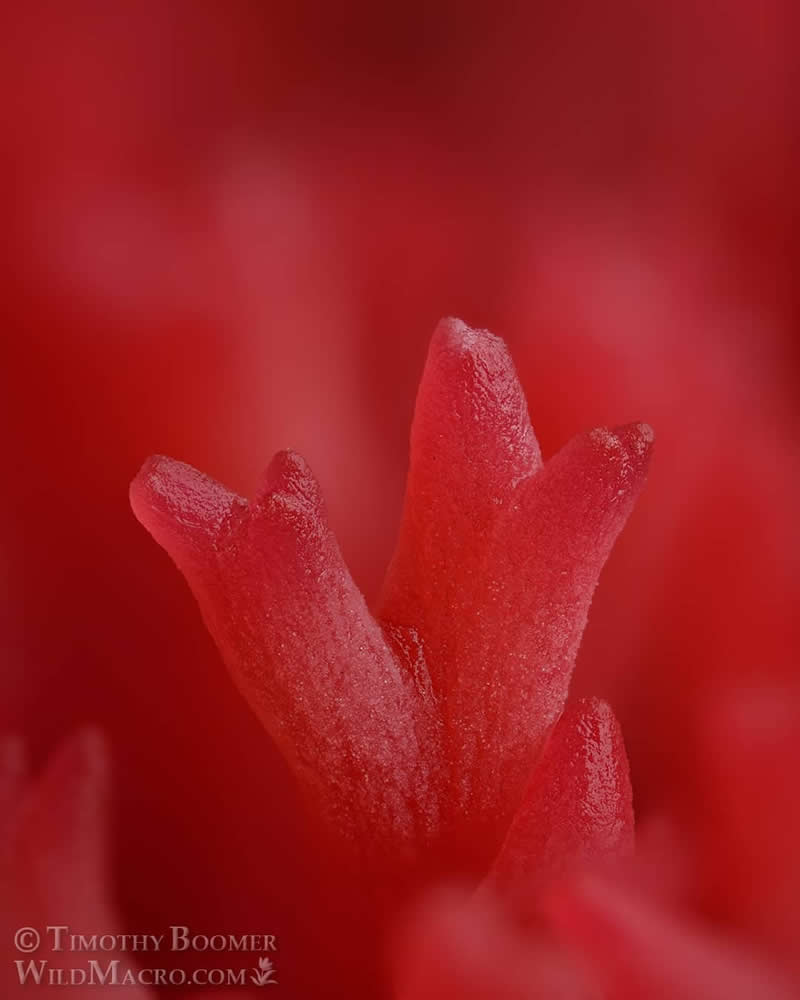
[130,455,239,547]
[614,422,655,455]
[587,423,655,470]
[129,454,191,518]
[435,315,471,344]
[264,448,311,487]
[617,423,655,464]
[433,316,506,361]
[259,449,323,511]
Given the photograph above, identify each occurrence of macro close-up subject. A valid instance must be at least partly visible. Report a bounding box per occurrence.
[1,2,795,997]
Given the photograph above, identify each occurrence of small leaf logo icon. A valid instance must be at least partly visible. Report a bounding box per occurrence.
[250,954,278,986]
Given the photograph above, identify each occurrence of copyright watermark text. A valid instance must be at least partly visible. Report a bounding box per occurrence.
[12,925,279,988]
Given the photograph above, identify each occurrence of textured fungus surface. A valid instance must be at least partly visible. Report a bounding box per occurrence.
[131,319,651,887]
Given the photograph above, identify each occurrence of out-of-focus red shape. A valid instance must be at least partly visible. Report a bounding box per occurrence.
[0,732,152,999]
[545,874,797,1000]
[695,685,800,970]
[393,889,596,1000]
[485,697,634,914]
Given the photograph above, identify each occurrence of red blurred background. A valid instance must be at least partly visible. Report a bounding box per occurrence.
[1,1,794,995]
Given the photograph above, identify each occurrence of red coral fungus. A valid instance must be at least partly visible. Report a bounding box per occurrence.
[131,320,649,924]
